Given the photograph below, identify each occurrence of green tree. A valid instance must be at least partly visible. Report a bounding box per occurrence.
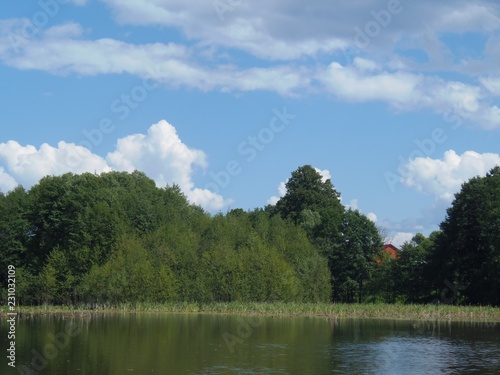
[1,169,334,305]
[0,186,30,283]
[38,247,76,304]
[368,250,398,303]
[431,166,500,305]
[274,165,344,242]
[80,235,178,304]
[272,165,344,296]
[249,209,331,302]
[330,209,383,303]
[393,233,434,303]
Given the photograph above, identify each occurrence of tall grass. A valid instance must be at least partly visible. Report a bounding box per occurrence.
[1,302,499,321]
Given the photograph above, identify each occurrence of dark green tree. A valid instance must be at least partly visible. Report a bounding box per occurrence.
[393,233,435,303]
[431,166,500,306]
[0,186,30,283]
[330,209,383,303]
[274,165,344,240]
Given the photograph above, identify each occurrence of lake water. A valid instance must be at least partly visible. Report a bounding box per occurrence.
[2,313,500,374]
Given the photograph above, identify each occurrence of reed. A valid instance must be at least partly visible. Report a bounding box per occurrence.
[2,302,499,321]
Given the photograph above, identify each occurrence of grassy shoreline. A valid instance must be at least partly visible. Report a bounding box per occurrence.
[1,302,500,321]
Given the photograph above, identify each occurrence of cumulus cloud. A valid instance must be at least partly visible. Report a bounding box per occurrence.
[0,166,18,193]
[0,140,111,190]
[267,181,287,205]
[401,150,500,201]
[107,120,207,186]
[106,120,231,210]
[0,120,231,211]
[315,167,332,182]
[390,232,415,248]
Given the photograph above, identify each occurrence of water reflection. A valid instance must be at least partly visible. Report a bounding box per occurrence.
[325,319,500,375]
[1,313,499,375]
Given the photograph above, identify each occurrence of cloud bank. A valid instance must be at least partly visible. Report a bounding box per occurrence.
[401,150,500,201]
[1,0,499,128]
[0,120,230,211]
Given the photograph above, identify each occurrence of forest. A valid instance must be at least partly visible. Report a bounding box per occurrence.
[0,165,499,306]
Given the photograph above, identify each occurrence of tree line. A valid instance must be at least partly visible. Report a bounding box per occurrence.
[0,165,499,306]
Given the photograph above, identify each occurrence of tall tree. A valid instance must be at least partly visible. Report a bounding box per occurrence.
[432,166,500,306]
[0,186,30,283]
[331,209,383,303]
[393,233,435,303]
[274,165,344,242]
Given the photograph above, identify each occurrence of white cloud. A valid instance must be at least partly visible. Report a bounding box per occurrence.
[353,57,379,72]
[0,20,308,95]
[188,188,234,212]
[318,62,423,105]
[345,198,377,222]
[314,167,331,182]
[390,232,415,248]
[0,140,111,190]
[0,120,231,211]
[347,199,359,210]
[422,80,500,128]
[106,120,231,211]
[107,120,207,187]
[100,0,500,61]
[0,167,18,193]
[401,150,500,201]
[1,4,499,127]
[318,62,500,129]
[480,76,500,96]
[0,20,189,76]
[267,181,287,205]
[101,0,349,60]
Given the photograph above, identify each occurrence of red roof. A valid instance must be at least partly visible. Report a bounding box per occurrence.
[383,244,398,259]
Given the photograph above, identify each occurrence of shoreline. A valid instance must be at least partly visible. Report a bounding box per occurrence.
[2,302,500,322]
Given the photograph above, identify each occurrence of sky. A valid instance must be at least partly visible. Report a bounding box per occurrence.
[0,0,499,247]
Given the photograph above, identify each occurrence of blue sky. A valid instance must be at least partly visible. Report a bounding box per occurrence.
[1,0,500,246]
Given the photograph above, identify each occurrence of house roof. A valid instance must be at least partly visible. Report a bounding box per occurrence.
[382,244,398,259]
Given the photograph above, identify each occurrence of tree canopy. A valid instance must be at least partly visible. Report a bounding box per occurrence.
[1,164,499,306]
[430,166,500,305]
[0,170,330,305]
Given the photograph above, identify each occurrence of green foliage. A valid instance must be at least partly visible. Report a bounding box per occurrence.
[80,235,179,303]
[329,209,383,303]
[367,252,398,303]
[431,166,500,305]
[0,186,30,283]
[392,233,434,303]
[2,164,498,307]
[0,170,331,305]
[274,165,344,242]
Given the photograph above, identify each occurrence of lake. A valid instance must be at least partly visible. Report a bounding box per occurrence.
[2,313,500,374]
